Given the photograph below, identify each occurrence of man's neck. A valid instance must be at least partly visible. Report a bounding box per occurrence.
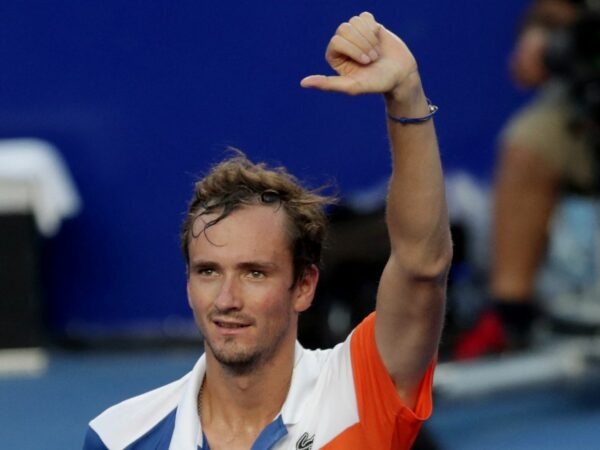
[199,340,296,448]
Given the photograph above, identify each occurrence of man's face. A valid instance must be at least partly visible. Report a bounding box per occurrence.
[186,204,316,374]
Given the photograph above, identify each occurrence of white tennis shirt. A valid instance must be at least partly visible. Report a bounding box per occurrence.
[84,313,434,449]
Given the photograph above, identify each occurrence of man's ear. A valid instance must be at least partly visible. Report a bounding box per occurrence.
[186,274,193,310]
[293,264,320,313]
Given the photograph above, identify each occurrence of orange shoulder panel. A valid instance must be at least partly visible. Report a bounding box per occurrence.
[322,313,435,450]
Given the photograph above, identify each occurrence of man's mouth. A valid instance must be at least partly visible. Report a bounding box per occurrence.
[214,320,250,329]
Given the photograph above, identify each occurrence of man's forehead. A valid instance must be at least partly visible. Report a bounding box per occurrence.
[190,204,291,245]
[187,205,294,269]
[196,203,286,226]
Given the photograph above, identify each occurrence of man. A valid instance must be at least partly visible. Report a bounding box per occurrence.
[84,11,451,449]
[453,0,594,359]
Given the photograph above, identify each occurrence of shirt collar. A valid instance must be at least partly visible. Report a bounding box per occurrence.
[169,355,206,450]
[170,341,319,448]
[280,341,320,426]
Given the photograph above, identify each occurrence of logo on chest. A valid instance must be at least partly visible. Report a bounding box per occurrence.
[296,432,315,450]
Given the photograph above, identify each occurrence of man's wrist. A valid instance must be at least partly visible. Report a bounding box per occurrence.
[384,72,430,119]
[387,99,438,125]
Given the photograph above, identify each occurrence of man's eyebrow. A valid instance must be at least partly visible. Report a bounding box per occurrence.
[189,260,278,270]
[189,260,219,270]
[237,261,279,271]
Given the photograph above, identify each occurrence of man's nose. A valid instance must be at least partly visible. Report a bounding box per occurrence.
[214,276,242,311]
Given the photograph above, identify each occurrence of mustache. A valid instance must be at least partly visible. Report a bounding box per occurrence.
[207,310,255,324]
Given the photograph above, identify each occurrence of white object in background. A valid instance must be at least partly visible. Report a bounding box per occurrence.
[434,339,590,399]
[0,348,49,377]
[0,138,81,236]
[445,171,491,272]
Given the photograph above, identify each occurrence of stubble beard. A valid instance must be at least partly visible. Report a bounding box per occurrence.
[203,310,292,376]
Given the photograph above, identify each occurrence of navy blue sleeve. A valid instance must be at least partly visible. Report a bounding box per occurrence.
[83,426,108,449]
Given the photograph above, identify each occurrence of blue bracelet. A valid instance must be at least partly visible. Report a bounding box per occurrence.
[387,99,438,125]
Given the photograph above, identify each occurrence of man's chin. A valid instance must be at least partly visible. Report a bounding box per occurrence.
[207,342,260,374]
[215,351,260,375]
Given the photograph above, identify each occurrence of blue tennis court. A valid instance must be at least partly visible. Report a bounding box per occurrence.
[1,348,599,450]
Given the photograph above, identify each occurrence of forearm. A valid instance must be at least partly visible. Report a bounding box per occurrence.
[372,73,450,399]
[384,73,452,280]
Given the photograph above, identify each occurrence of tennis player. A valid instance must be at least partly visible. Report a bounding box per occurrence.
[84,11,451,450]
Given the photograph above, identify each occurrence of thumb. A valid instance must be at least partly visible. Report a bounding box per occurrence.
[300,75,360,95]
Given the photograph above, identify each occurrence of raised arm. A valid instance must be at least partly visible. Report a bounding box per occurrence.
[301,12,452,407]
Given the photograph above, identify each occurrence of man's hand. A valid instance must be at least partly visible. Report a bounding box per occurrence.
[301,12,420,102]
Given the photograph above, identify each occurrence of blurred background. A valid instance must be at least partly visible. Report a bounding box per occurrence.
[1,0,599,449]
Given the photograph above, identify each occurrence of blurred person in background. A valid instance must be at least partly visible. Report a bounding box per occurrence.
[454,0,600,359]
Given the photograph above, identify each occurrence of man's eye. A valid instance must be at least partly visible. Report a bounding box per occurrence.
[198,268,216,276]
[248,270,265,279]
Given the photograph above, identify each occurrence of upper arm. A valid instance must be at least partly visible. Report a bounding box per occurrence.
[374,251,448,407]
